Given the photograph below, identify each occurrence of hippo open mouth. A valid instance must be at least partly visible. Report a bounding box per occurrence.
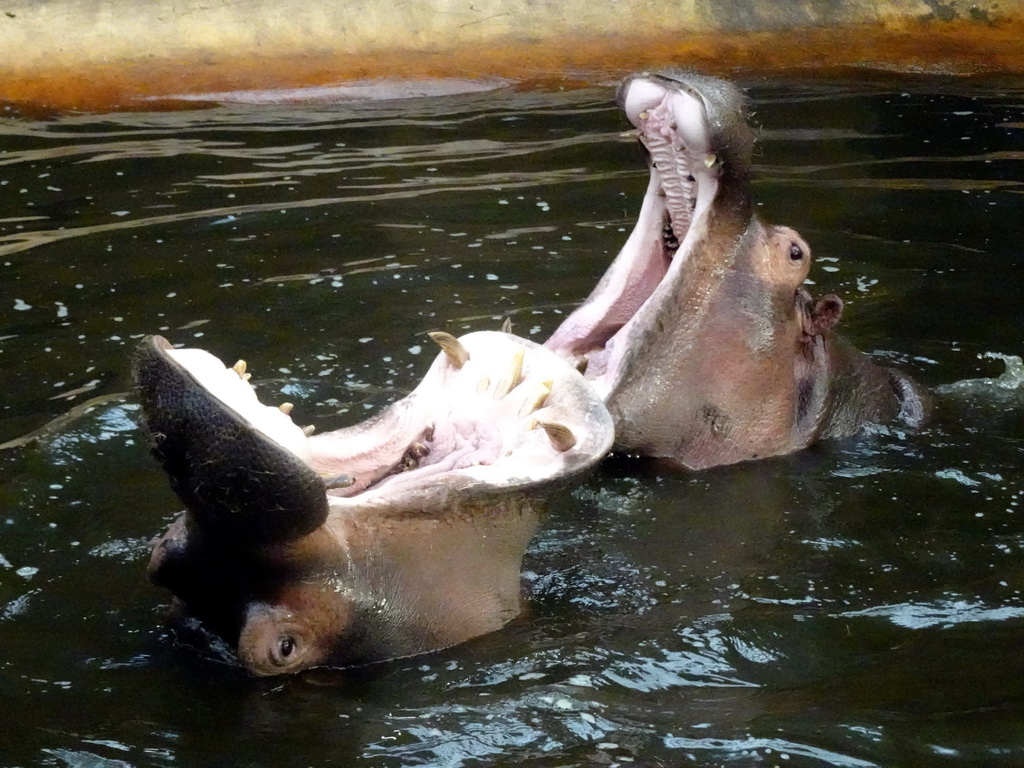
[546,71,926,469]
[134,331,613,675]
[545,71,752,397]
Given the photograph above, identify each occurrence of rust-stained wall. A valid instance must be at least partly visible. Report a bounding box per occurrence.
[2,0,1023,111]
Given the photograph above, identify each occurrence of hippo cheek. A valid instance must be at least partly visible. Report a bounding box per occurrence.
[238,601,332,677]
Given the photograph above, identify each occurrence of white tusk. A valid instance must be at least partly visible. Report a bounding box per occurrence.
[518,380,552,418]
[428,331,470,369]
[492,347,525,400]
[537,421,576,452]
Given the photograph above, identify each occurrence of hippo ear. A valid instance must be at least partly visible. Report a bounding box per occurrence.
[132,336,328,546]
[809,294,843,335]
[811,294,843,333]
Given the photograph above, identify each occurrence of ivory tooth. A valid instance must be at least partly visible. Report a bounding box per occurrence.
[518,380,552,418]
[302,425,316,436]
[704,153,718,168]
[537,421,577,452]
[476,376,491,393]
[638,110,649,120]
[279,402,294,415]
[428,331,470,369]
[232,359,247,377]
[492,347,525,400]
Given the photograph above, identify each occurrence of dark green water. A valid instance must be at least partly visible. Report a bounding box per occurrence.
[1,76,1023,766]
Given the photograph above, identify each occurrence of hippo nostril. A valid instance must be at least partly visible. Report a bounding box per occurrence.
[789,243,804,262]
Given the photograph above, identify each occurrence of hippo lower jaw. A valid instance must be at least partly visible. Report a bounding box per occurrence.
[135,331,614,675]
[306,330,613,503]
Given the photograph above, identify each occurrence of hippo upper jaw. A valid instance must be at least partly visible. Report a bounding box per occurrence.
[619,72,724,265]
[545,71,753,396]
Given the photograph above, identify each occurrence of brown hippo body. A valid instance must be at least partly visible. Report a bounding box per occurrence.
[546,71,927,469]
[135,332,613,675]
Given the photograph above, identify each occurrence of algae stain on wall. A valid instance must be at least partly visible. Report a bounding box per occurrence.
[1,0,1023,111]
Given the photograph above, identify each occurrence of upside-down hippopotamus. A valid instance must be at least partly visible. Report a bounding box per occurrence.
[134,331,613,675]
[545,71,928,470]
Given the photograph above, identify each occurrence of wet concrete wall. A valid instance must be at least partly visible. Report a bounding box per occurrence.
[2,0,1023,111]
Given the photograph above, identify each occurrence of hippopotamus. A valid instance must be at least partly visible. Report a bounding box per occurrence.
[545,71,928,470]
[133,331,613,675]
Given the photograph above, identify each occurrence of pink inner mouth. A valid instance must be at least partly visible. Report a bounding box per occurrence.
[545,78,721,396]
[164,331,615,508]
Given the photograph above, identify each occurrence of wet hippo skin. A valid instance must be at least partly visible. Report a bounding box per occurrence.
[134,332,614,675]
[545,71,928,470]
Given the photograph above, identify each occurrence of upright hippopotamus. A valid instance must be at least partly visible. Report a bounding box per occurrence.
[545,71,927,469]
[134,331,613,675]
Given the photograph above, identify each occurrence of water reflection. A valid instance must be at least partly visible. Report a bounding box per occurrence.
[1,78,1024,765]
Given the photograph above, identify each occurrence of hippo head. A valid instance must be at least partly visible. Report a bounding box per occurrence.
[135,331,613,675]
[546,71,926,469]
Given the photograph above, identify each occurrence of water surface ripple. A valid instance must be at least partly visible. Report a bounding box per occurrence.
[2,79,1024,766]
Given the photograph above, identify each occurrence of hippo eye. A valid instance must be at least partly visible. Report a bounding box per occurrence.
[276,635,296,662]
[789,243,804,262]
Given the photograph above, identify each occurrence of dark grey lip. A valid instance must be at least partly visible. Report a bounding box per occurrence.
[133,334,330,546]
